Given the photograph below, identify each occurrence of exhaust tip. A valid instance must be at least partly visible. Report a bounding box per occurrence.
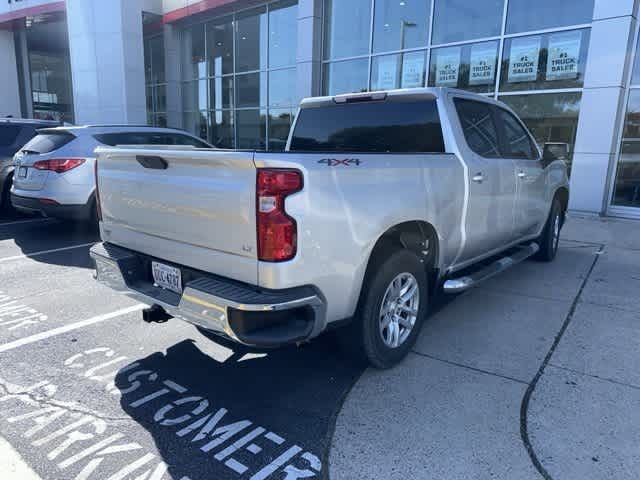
[142,305,172,324]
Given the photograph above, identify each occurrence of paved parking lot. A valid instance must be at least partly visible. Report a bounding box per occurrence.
[0,213,638,480]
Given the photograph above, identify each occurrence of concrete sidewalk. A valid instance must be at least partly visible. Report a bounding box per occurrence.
[330,215,640,480]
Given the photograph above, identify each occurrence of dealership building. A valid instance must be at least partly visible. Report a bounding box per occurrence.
[1,0,639,219]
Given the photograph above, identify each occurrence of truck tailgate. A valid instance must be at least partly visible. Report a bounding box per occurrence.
[95,146,258,285]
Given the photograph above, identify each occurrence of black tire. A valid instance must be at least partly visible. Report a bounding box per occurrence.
[340,249,429,369]
[534,198,563,262]
[1,174,15,214]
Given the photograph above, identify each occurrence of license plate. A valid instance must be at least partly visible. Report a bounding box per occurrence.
[152,262,182,294]
[18,167,27,178]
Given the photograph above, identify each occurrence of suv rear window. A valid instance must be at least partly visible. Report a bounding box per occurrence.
[0,125,22,147]
[290,99,445,153]
[21,132,75,154]
[95,132,210,148]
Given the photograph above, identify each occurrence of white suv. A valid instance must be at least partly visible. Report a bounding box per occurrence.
[11,125,211,223]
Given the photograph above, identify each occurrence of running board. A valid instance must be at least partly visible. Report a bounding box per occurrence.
[443,243,540,294]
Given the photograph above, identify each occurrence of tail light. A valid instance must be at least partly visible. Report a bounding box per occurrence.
[33,158,85,173]
[94,159,102,222]
[257,169,303,262]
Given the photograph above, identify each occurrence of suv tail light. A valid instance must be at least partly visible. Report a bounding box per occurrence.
[257,169,303,262]
[33,158,85,173]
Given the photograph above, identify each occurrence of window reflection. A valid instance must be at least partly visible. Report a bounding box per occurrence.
[324,58,369,96]
[500,30,590,92]
[268,109,293,151]
[269,68,297,107]
[182,80,208,112]
[236,72,267,108]
[183,111,209,141]
[324,0,372,60]
[208,76,233,110]
[207,18,234,77]
[429,41,498,93]
[500,93,581,174]
[371,51,427,91]
[181,25,206,80]
[432,0,504,45]
[613,91,640,208]
[373,0,430,53]
[237,109,267,149]
[507,0,594,34]
[209,110,235,148]
[236,7,268,72]
[269,0,298,68]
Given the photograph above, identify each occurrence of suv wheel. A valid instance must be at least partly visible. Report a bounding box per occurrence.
[343,249,429,369]
[535,198,563,262]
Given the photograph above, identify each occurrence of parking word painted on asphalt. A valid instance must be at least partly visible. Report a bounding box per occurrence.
[0,291,48,332]
[0,344,323,480]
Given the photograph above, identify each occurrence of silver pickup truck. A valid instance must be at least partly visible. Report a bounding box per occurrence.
[90,88,569,368]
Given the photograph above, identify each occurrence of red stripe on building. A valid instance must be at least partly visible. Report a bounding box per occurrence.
[163,0,240,24]
[0,1,66,27]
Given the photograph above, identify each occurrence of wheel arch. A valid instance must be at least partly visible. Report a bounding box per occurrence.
[359,220,440,302]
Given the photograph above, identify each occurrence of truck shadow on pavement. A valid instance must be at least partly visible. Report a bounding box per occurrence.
[114,333,363,480]
[0,219,98,269]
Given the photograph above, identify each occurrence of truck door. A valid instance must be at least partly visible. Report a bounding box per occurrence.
[452,97,517,263]
[493,106,547,238]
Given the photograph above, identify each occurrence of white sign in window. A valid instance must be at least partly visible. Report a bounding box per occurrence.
[401,52,425,89]
[508,36,541,83]
[546,31,581,81]
[435,47,461,87]
[469,43,497,86]
[376,55,399,90]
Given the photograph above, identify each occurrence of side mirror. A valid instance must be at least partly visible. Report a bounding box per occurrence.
[542,142,569,167]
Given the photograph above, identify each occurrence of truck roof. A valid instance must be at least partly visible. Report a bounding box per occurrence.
[300,87,505,109]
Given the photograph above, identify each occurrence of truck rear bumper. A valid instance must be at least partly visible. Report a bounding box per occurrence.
[90,242,326,348]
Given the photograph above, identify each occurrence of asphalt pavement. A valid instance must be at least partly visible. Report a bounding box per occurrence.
[0,213,638,480]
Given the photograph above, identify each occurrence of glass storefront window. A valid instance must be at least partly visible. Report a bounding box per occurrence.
[207,18,234,77]
[182,80,208,112]
[500,29,590,92]
[237,109,267,149]
[324,0,372,60]
[208,76,234,110]
[500,92,582,174]
[236,7,268,72]
[371,51,427,91]
[506,0,594,34]
[372,0,430,54]
[631,30,640,86]
[432,0,504,45]
[324,58,370,96]
[182,24,206,80]
[209,110,235,148]
[236,72,267,108]
[268,109,293,151]
[269,68,297,107]
[269,0,298,68]
[144,35,167,126]
[183,111,209,141]
[429,41,499,93]
[612,91,640,208]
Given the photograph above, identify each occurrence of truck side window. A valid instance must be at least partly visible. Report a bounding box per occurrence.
[454,98,501,159]
[290,100,445,153]
[494,108,538,160]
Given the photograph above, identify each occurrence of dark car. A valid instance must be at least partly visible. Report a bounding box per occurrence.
[0,118,60,210]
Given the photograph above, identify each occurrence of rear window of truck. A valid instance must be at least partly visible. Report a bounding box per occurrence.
[290,99,445,153]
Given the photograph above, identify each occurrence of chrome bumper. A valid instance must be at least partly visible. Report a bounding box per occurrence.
[90,243,326,347]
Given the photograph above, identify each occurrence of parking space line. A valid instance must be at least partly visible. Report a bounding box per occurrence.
[0,218,53,227]
[0,242,96,263]
[0,305,145,354]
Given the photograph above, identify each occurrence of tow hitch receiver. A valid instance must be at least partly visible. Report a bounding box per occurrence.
[142,304,173,324]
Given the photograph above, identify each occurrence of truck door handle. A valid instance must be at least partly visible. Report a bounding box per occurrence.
[518,171,526,179]
[472,173,485,184]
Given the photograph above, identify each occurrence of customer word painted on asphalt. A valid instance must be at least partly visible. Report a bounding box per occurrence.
[0,345,322,480]
[0,291,48,331]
